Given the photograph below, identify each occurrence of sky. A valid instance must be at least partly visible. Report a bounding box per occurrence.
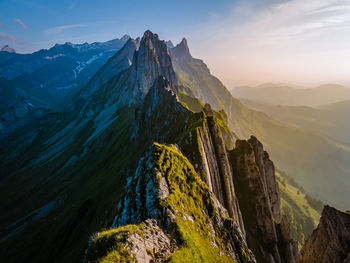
[1,0,350,87]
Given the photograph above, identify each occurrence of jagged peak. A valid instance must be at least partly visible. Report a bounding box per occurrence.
[1,45,16,53]
[179,37,188,48]
[171,37,191,60]
[130,30,177,96]
[142,29,160,42]
[120,34,131,42]
[166,40,174,49]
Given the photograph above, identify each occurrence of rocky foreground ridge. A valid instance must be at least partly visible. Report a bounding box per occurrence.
[299,206,350,263]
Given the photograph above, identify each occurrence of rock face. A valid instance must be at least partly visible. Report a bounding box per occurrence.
[130,30,177,98]
[230,136,298,263]
[170,38,191,60]
[299,205,350,263]
[196,104,245,233]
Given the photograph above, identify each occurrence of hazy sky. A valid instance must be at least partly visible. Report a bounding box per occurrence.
[1,0,349,87]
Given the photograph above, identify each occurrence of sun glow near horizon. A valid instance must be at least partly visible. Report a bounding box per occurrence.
[189,0,350,88]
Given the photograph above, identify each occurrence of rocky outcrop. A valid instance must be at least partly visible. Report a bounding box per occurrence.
[169,38,191,60]
[0,45,16,53]
[248,136,281,223]
[196,104,245,233]
[299,205,350,263]
[88,143,255,263]
[130,30,178,98]
[230,136,298,263]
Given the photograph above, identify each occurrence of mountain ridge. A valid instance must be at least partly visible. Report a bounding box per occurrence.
[0,30,348,263]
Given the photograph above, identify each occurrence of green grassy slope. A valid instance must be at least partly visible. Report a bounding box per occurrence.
[276,171,322,245]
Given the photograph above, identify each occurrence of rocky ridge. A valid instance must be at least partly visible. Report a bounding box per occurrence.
[230,137,298,263]
[87,143,255,263]
[299,205,350,263]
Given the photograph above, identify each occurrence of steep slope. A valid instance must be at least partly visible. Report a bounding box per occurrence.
[276,172,322,245]
[231,83,350,107]
[298,206,350,263]
[169,39,350,210]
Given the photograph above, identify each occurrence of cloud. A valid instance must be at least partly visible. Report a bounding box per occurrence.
[0,32,17,41]
[14,18,28,30]
[44,23,89,35]
[190,0,350,86]
[244,0,350,41]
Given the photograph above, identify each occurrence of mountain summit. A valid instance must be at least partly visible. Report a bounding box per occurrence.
[170,37,191,60]
[0,45,16,53]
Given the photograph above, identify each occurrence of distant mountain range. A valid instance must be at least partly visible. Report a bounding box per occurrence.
[231,83,350,107]
[0,45,16,53]
[0,35,129,136]
[240,98,350,146]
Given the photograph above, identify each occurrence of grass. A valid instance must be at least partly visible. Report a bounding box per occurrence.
[276,171,321,245]
[154,143,234,263]
[86,224,143,263]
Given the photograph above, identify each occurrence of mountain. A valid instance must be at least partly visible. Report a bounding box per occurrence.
[0,30,348,263]
[231,83,350,107]
[0,35,130,137]
[0,45,16,53]
[0,30,301,263]
[240,98,350,146]
[299,206,350,262]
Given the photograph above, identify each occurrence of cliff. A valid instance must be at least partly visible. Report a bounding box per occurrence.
[298,205,350,263]
[229,136,298,263]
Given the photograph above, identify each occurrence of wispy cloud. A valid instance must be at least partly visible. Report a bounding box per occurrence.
[14,18,28,30]
[44,23,91,35]
[190,0,350,86]
[0,32,17,41]
[241,0,350,42]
